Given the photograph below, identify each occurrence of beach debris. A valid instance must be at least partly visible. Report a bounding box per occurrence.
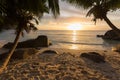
[3,35,52,49]
[80,52,105,63]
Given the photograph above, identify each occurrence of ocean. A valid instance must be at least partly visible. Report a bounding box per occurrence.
[0,30,120,50]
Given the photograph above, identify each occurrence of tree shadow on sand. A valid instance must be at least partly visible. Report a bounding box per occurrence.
[80,52,120,80]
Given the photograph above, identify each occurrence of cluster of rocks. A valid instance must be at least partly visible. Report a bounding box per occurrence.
[3,35,52,49]
[0,35,52,61]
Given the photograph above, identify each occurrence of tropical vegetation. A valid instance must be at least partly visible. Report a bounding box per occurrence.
[65,0,120,36]
[0,0,59,73]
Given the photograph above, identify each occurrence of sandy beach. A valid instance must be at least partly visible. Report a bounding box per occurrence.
[0,48,120,80]
[1,0,120,79]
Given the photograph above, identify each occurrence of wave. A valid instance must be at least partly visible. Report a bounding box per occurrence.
[53,41,103,45]
[53,34,95,37]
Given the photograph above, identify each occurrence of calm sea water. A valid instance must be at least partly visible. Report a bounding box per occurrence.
[0,30,120,50]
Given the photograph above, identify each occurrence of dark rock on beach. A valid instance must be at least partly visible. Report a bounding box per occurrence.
[96,35,104,37]
[0,48,38,61]
[3,35,52,49]
[102,30,120,40]
[80,52,105,63]
[97,30,120,40]
[42,50,58,54]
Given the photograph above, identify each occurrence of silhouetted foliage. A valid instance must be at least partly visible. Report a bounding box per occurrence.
[65,0,120,35]
[0,0,60,73]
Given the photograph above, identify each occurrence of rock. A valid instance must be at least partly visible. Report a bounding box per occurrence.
[96,35,104,37]
[3,35,52,49]
[39,50,58,62]
[97,35,104,37]
[102,30,120,40]
[42,50,58,54]
[80,52,105,63]
[0,48,38,61]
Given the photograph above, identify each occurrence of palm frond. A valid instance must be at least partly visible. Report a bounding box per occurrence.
[29,23,38,31]
[32,17,39,25]
[48,0,60,18]
[86,7,94,17]
[106,0,120,10]
[24,25,30,33]
[64,0,93,9]
[0,0,60,34]
[65,0,120,25]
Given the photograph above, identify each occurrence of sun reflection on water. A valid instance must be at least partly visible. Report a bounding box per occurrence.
[71,30,78,49]
[73,30,77,35]
[72,30,77,42]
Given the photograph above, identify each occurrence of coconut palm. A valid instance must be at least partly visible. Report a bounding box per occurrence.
[0,0,60,73]
[65,0,120,36]
[0,0,6,31]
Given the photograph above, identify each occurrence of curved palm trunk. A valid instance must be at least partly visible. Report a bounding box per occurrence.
[103,15,120,37]
[0,28,22,74]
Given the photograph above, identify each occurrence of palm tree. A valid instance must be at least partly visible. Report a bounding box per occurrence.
[65,0,120,36]
[0,0,60,73]
[0,0,6,31]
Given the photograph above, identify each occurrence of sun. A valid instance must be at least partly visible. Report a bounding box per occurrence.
[67,23,83,30]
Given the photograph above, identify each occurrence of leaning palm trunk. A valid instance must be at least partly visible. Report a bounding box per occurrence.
[103,15,120,37]
[0,27,22,74]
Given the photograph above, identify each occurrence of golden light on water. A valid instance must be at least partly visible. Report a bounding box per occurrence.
[72,30,77,42]
[67,23,83,30]
[73,30,77,35]
[70,30,78,49]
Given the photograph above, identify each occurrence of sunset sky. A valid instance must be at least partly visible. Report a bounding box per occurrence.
[38,1,120,30]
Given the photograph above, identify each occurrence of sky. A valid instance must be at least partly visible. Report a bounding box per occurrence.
[37,0,120,30]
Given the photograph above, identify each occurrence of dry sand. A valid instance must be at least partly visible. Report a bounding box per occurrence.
[0,48,120,80]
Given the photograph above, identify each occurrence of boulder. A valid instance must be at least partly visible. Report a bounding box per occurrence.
[0,48,38,61]
[42,50,58,54]
[102,30,120,40]
[80,52,105,63]
[3,35,51,49]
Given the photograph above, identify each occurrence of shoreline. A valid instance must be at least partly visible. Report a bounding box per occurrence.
[0,48,120,80]
[0,46,113,54]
